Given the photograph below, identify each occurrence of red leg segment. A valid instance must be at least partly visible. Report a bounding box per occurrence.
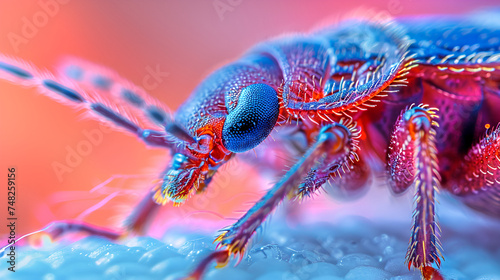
[387,104,443,279]
[449,125,500,217]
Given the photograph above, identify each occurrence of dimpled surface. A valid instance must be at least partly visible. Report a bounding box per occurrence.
[222,83,279,153]
[3,199,500,280]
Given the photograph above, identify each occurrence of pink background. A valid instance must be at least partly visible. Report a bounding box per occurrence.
[0,1,498,239]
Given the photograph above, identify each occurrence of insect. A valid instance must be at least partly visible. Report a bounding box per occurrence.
[1,10,500,280]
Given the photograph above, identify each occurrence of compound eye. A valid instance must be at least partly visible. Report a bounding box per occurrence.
[222,83,279,153]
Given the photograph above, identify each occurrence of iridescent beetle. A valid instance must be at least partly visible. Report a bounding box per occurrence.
[1,11,500,280]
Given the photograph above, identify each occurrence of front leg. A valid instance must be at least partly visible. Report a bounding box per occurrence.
[387,104,443,280]
[185,119,360,280]
[0,185,161,256]
[48,189,161,238]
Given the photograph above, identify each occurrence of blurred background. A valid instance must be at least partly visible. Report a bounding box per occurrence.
[0,0,499,241]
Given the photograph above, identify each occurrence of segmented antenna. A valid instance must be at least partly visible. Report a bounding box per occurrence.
[0,55,193,148]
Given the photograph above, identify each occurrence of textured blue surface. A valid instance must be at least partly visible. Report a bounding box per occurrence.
[2,213,500,280]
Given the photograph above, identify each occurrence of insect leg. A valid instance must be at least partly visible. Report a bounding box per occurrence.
[42,220,122,240]
[387,104,443,280]
[1,189,162,248]
[448,124,500,217]
[55,191,161,238]
[0,220,123,257]
[123,190,160,234]
[320,156,371,201]
[185,120,359,280]
[293,123,365,200]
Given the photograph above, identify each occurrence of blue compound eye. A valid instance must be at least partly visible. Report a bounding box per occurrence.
[222,83,280,153]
